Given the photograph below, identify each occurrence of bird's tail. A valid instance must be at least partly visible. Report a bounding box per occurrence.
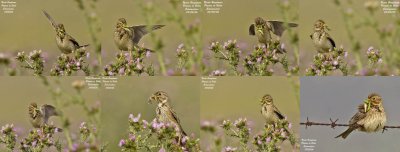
[335,128,354,139]
[79,44,90,48]
[142,47,155,53]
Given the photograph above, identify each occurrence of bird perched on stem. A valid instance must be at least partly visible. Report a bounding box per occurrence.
[29,103,62,131]
[310,19,336,53]
[148,91,187,144]
[249,17,298,53]
[260,94,286,126]
[43,11,89,54]
[335,93,386,139]
[114,18,164,58]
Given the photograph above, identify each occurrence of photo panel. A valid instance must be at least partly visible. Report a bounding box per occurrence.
[0,76,101,151]
[202,0,300,76]
[200,77,300,151]
[100,77,200,151]
[299,0,399,76]
[300,77,400,151]
[0,0,100,76]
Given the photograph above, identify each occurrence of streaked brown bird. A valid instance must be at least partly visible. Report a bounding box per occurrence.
[249,17,298,53]
[310,19,336,53]
[260,94,286,126]
[29,103,61,131]
[114,18,164,57]
[335,93,386,139]
[43,11,89,54]
[148,91,187,143]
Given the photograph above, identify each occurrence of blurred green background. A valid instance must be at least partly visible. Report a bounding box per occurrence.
[0,0,301,75]
[299,0,398,74]
[100,77,200,151]
[200,77,300,151]
[202,0,299,74]
[0,76,100,151]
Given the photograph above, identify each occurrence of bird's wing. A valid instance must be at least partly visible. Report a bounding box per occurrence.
[42,104,58,124]
[167,106,187,136]
[129,25,165,44]
[66,35,81,48]
[350,113,365,127]
[327,36,336,48]
[249,24,255,35]
[273,105,285,120]
[267,21,298,37]
[42,10,58,30]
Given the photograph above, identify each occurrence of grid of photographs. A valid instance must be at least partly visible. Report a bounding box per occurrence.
[0,0,399,152]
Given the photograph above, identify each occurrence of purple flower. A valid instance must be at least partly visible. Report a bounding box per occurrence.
[129,113,141,123]
[146,51,151,58]
[129,134,136,141]
[224,146,237,152]
[118,139,126,147]
[266,137,271,143]
[159,147,166,152]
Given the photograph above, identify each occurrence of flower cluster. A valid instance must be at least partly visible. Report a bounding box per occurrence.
[210,40,297,76]
[16,50,45,76]
[253,119,296,152]
[0,124,17,151]
[221,118,250,151]
[210,40,241,75]
[103,49,154,76]
[19,124,62,152]
[366,46,383,65]
[244,44,297,76]
[50,49,91,76]
[306,48,349,76]
[119,114,200,152]
[201,118,298,152]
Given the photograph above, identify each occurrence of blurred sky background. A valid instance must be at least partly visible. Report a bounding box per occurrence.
[0,77,100,151]
[101,77,200,151]
[301,77,400,151]
[200,77,300,151]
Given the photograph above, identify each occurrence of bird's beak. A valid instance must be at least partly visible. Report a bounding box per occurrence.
[122,26,130,31]
[148,95,155,104]
[256,28,263,34]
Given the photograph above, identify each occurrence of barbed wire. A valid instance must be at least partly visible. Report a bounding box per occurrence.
[300,117,400,133]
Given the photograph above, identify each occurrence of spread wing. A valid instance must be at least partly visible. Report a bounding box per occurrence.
[42,104,58,124]
[42,10,58,30]
[268,21,298,37]
[249,24,255,35]
[129,25,165,44]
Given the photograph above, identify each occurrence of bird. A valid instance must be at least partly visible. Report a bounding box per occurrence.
[114,18,164,57]
[249,17,298,53]
[43,11,89,54]
[335,93,387,139]
[260,94,286,126]
[28,103,62,131]
[148,91,187,144]
[310,19,336,53]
